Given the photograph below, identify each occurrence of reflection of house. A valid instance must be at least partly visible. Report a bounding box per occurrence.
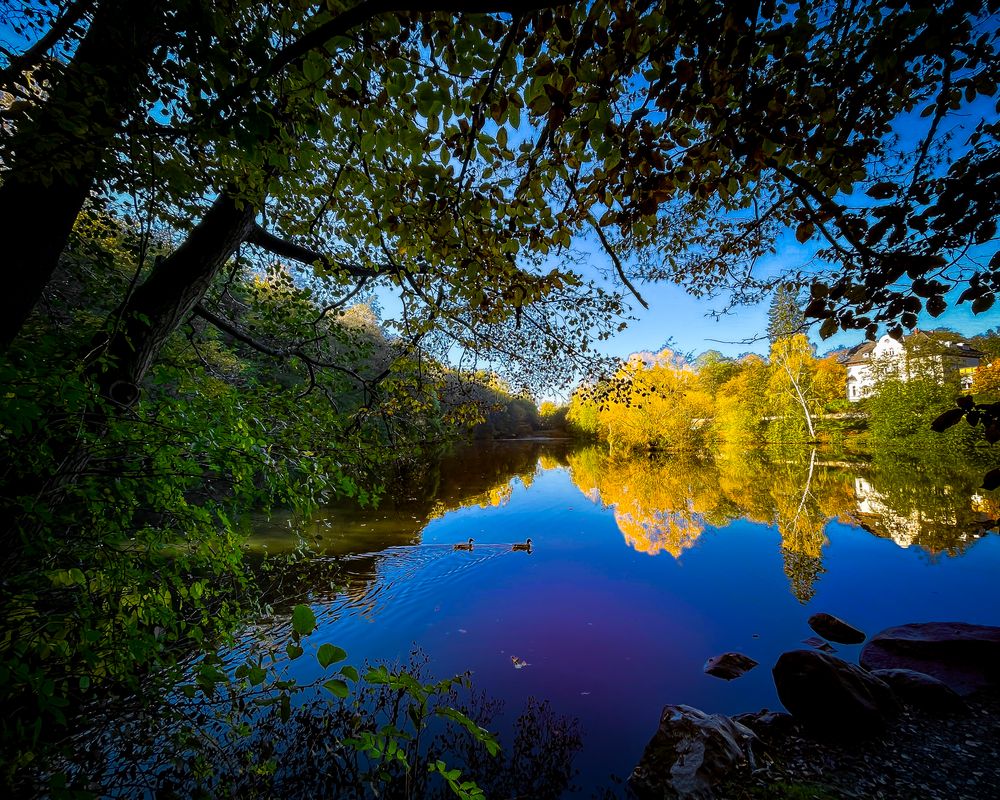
[841,331,982,401]
[852,476,996,554]
[853,477,926,548]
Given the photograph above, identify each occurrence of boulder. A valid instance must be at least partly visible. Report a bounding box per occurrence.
[870,668,967,713]
[860,622,1000,696]
[704,652,759,681]
[629,705,755,799]
[772,649,898,738]
[808,612,866,645]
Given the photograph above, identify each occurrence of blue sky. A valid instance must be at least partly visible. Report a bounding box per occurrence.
[593,242,1000,362]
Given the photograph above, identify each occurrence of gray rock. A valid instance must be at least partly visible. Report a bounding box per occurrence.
[860,622,1000,696]
[808,612,866,644]
[629,704,755,799]
[704,652,759,680]
[870,668,967,713]
[772,649,898,738]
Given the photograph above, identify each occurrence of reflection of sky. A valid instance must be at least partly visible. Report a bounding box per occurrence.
[263,458,1000,793]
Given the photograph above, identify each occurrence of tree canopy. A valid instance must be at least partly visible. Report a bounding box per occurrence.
[1,0,998,394]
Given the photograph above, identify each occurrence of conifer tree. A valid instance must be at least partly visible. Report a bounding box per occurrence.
[767,286,806,345]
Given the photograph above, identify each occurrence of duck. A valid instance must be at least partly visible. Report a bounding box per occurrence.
[511,538,532,552]
[453,538,474,551]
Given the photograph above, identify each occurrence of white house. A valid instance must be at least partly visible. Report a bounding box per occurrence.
[842,331,982,401]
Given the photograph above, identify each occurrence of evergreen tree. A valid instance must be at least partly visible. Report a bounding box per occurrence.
[767,286,806,344]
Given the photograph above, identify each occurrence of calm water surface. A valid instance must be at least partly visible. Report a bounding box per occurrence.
[249,441,1000,792]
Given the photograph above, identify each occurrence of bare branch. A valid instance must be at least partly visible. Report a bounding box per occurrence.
[588,214,649,309]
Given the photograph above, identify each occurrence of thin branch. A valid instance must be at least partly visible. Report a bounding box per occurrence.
[210,0,557,119]
[588,214,648,309]
[192,302,367,384]
[0,0,94,89]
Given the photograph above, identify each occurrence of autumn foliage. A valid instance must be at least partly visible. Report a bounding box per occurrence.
[567,342,847,450]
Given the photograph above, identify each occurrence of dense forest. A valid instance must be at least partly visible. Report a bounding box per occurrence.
[1,0,998,795]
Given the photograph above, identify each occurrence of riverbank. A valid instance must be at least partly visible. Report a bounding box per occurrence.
[725,689,1000,799]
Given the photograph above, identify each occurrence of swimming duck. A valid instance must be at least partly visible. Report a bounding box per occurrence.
[511,538,532,552]
[453,538,474,551]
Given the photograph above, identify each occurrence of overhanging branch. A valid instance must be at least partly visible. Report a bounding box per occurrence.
[246,224,383,279]
[192,302,367,385]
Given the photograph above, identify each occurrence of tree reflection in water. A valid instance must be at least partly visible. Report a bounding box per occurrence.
[566,443,997,601]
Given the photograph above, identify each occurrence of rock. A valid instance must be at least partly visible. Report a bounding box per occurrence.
[731,709,797,740]
[629,705,755,799]
[704,652,759,680]
[870,668,967,713]
[860,622,1000,696]
[808,612,866,644]
[801,636,836,653]
[772,649,898,738]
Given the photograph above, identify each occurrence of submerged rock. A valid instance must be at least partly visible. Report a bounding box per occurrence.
[704,652,759,681]
[772,649,898,737]
[808,612,866,644]
[801,636,836,653]
[870,668,967,713]
[731,709,797,740]
[860,622,1000,696]
[629,704,755,799]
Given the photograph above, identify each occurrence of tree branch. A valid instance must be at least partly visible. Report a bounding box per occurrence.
[212,0,557,118]
[245,223,385,278]
[588,214,649,309]
[192,302,367,385]
[0,0,94,90]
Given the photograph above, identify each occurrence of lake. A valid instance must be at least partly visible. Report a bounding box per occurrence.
[247,440,1000,795]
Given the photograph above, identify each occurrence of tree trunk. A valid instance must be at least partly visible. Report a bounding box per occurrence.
[2,192,257,552]
[95,191,259,400]
[0,0,168,350]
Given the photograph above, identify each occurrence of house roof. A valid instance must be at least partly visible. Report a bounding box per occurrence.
[842,341,876,365]
[840,331,984,365]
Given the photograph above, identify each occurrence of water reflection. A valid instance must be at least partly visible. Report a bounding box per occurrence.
[250,441,997,609]
[564,444,996,601]
[233,440,998,796]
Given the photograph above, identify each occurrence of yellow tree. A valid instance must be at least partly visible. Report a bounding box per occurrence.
[767,334,819,440]
[813,354,848,409]
[972,360,1000,397]
[713,355,770,441]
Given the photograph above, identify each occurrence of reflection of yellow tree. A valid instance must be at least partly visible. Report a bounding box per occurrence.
[567,448,730,557]
[567,445,858,599]
[770,450,828,603]
[538,454,562,472]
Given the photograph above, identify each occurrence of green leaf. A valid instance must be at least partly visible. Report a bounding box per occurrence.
[317,643,347,668]
[323,678,350,698]
[931,407,965,433]
[286,643,304,660]
[340,665,360,681]
[291,604,316,636]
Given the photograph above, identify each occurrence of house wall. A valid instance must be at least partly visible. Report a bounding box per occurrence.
[844,335,980,401]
